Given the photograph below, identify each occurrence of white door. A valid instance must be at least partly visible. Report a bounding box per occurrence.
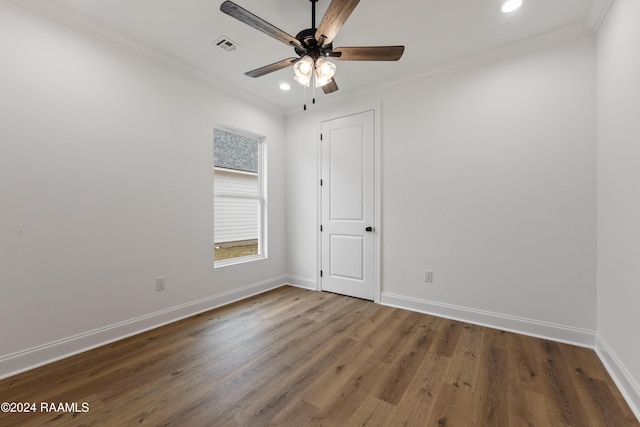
[320,110,375,300]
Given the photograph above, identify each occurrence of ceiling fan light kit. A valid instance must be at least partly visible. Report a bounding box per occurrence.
[220,0,405,109]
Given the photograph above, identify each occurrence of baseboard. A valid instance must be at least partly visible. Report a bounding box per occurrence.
[595,334,640,421]
[380,292,596,348]
[285,275,318,291]
[0,276,288,380]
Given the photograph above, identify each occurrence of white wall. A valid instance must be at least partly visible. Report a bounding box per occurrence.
[382,37,597,333]
[284,113,320,287]
[596,0,640,416]
[286,37,597,340]
[0,1,286,376]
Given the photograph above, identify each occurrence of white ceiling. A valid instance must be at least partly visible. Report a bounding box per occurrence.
[17,0,609,113]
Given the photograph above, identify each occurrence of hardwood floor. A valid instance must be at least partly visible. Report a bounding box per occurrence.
[0,286,637,426]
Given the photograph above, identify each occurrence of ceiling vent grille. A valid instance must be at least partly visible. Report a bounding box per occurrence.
[214,36,239,52]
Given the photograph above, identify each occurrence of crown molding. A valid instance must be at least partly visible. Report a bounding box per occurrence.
[286,21,595,116]
[12,0,607,119]
[9,0,285,117]
[585,0,614,32]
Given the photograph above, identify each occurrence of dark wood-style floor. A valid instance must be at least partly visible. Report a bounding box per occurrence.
[0,286,637,426]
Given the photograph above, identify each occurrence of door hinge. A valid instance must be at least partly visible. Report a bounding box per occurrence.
[320,179,323,186]
[320,133,323,141]
[320,225,323,232]
[320,270,323,277]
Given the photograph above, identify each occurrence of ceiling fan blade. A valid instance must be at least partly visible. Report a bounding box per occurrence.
[322,79,339,94]
[220,1,302,48]
[245,57,299,78]
[315,0,360,46]
[332,46,405,61]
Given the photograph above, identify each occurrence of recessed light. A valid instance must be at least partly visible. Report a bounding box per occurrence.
[279,82,291,91]
[500,0,522,13]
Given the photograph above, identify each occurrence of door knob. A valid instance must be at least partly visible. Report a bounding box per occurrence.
[365,226,374,232]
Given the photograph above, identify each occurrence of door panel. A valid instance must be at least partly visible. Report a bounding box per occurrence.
[330,235,364,280]
[321,110,375,300]
[329,127,364,221]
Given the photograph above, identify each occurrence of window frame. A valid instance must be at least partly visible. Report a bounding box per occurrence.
[213,127,267,268]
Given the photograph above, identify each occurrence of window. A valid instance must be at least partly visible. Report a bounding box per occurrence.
[213,128,265,265]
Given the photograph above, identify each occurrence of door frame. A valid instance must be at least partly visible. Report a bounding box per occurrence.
[316,102,382,303]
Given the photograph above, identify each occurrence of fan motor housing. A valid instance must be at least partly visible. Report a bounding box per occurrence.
[295,28,332,59]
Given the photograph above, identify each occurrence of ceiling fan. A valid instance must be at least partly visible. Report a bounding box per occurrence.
[220,0,405,97]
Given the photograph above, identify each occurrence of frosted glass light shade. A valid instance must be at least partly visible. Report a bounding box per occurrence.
[314,57,336,88]
[293,55,314,87]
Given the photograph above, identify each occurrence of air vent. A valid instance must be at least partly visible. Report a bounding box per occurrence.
[214,36,239,52]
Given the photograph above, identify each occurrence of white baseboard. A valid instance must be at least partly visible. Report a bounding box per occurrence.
[285,275,318,291]
[595,334,640,421]
[380,292,596,348]
[0,276,288,380]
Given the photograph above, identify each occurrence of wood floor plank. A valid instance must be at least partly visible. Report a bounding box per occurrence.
[561,343,639,427]
[395,352,451,426]
[444,322,484,392]
[428,382,475,426]
[312,359,392,424]
[373,311,428,364]
[517,390,554,427]
[507,332,546,395]
[348,395,397,426]
[302,307,398,409]
[0,286,637,427]
[269,398,320,426]
[538,340,595,427]
[471,343,510,426]
[376,325,438,405]
[238,337,358,425]
[423,323,484,426]
[431,320,464,358]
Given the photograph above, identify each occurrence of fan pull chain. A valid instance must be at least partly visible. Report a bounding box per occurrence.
[303,85,307,111]
[312,71,316,105]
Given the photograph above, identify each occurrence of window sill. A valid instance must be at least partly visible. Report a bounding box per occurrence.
[214,254,266,268]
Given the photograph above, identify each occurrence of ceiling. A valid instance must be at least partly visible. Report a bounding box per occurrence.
[17,0,608,113]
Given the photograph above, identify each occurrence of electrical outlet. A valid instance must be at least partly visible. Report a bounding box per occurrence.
[424,270,433,283]
[156,277,166,291]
